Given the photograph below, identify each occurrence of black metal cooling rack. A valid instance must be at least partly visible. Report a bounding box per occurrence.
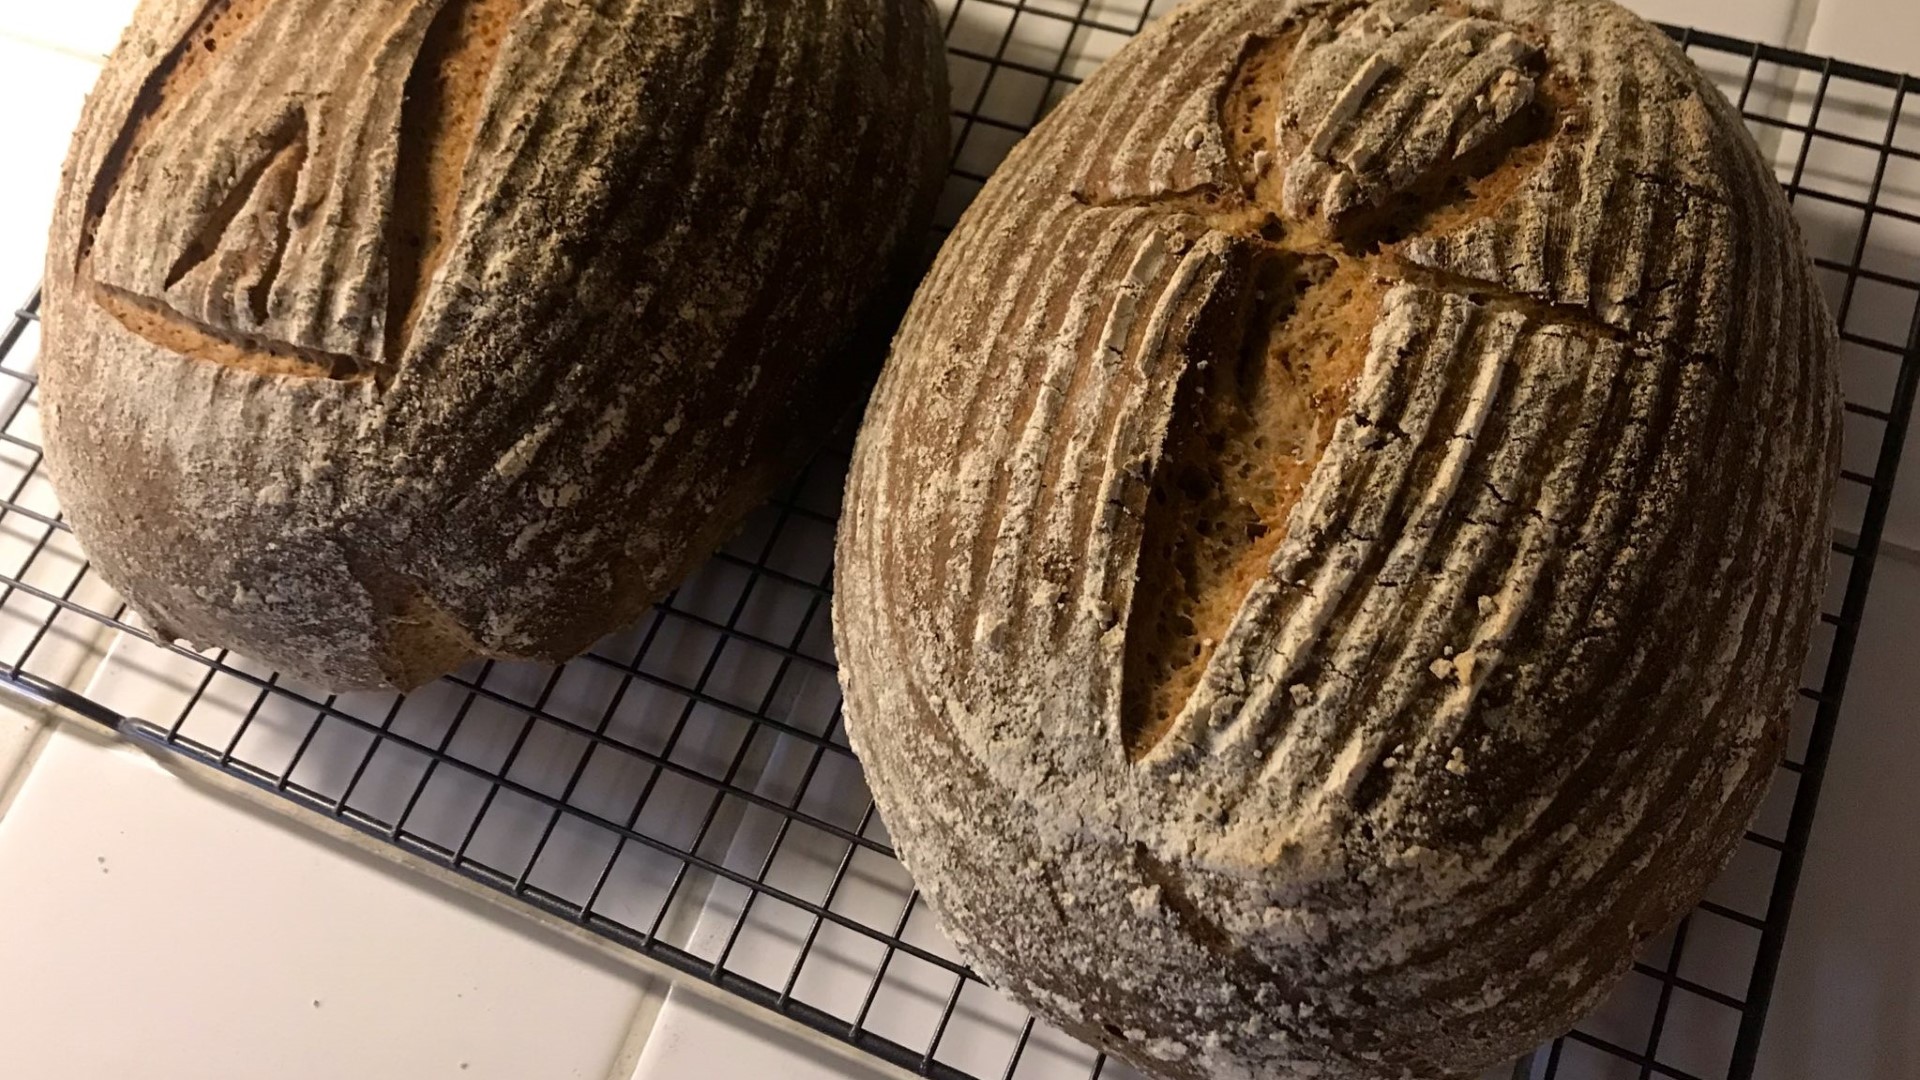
[0,5,1916,1080]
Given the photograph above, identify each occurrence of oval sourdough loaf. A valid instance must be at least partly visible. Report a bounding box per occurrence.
[835,0,1839,1076]
[41,0,947,690]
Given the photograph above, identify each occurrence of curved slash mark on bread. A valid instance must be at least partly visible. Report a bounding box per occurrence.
[246,127,307,325]
[163,109,309,295]
[1094,7,1570,764]
[88,105,365,380]
[74,0,361,379]
[94,282,366,380]
[384,0,529,369]
[76,0,277,271]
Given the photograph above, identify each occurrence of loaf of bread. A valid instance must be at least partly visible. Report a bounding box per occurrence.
[835,1,1838,1077]
[40,0,947,690]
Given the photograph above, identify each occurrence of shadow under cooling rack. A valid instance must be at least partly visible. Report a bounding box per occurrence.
[1,7,1918,1080]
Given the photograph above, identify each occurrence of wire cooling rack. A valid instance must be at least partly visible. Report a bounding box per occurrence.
[0,5,1916,1080]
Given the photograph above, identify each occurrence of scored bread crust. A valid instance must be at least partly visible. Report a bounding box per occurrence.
[835,1,1840,1077]
[41,0,948,690]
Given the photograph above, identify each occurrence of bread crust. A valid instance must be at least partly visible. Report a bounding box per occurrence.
[42,0,948,689]
[835,1,1839,1076]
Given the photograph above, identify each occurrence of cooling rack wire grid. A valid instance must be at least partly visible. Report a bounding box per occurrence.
[1,4,1917,1079]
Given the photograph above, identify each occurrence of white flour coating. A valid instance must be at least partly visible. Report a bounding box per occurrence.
[39,0,950,689]
[836,1,1839,1078]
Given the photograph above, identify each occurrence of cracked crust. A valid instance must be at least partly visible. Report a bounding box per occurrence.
[834,1,1840,1077]
[41,0,949,689]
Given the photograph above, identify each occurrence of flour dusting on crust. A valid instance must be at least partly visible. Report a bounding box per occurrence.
[835,2,1839,1077]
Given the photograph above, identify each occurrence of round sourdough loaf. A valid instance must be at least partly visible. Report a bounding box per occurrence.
[41,0,947,690]
[835,0,1839,1077]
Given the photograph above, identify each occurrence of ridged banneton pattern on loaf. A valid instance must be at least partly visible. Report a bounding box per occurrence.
[834,1,1839,1077]
[41,0,947,689]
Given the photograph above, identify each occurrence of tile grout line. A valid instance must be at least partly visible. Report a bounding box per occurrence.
[0,707,58,825]
[602,982,670,1080]
[0,622,127,823]
[1785,0,1823,54]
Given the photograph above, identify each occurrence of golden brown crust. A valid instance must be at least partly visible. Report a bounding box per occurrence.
[42,0,949,689]
[835,1,1839,1077]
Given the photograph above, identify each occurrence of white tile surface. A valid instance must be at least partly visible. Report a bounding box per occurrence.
[632,990,899,1080]
[1619,0,1810,44]
[0,36,97,306]
[73,585,826,952]
[1802,0,1920,74]
[0,0,137,60]
[0,609,115,809]
[651,727,1157,1080]
[0,27,119,807]
[1795,0,1920,554]
[1757,555,1920,1080]
[0,726,659,1080]
[0,699,46,807]
[0,324,120,808]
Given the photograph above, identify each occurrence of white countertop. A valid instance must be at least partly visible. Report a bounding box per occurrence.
[1,1,1917,1078]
